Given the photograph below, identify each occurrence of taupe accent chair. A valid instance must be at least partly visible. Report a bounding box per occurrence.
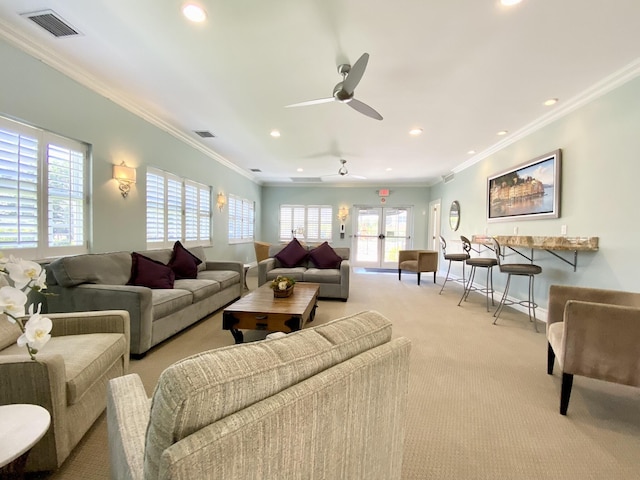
[458,236,498,312]
[439,235,470,294]
[492,238,542,331]
[254,241,271,263]
[0,310,130,472]
[398,250,438,285]
[546,285,640,415]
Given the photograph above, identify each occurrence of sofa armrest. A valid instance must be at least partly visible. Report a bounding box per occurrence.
[107,374,151,480]
[398,250,418,263]
[47,284,152,355]
[417,251,438,271]
[258,258,276,286]
[560,300,640,385]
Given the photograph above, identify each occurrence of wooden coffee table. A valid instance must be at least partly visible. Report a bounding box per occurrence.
[223,282,320,343]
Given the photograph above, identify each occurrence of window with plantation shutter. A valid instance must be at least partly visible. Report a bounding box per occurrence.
[228,194,254,244]
[0,116,88,259]
[146,167,211,248]
[279,205,332,242]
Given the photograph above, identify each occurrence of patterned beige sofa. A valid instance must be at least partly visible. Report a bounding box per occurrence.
[107,310,411,479]
[45,246,243,356]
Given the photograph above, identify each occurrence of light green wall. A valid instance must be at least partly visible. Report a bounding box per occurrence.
[260,186,430,249]
[431,75,640,307]
[0,38,260,262]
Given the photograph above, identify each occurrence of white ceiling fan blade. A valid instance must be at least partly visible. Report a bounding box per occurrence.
[285,97,335,108]
[348,98,383,120]
[342,53,369,94]
[350,174,367,180]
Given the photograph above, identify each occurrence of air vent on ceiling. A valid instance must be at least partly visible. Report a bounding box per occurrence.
[442,172,455,184]
[250,168,262,173]
[194,130,215,138]
[21,10,80,38]
[291,177,323,183]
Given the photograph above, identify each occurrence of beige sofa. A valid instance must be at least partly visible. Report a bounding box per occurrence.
[107,310,411,480]
[258,244,350,300]
[45,246,243,356]
[0,310,130,472]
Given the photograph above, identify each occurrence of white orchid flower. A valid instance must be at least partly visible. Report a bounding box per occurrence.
[0,285,28,319]
[5,258,43,290]
[278,281,288,290]
[18,313,52,351]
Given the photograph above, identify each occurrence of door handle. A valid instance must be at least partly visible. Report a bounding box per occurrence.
[378,234,385,239]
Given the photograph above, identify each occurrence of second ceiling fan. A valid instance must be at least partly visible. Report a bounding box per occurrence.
[286,53,383,121]
[322,159,366,180]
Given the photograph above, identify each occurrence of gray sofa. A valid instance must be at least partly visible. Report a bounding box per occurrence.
[45,247,243,356]
[258,244,350,300]
[107,310,411,479]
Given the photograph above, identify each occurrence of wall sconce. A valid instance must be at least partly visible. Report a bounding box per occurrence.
[337,206,349,222]
[216,192,227,212]
[113,162,136,198]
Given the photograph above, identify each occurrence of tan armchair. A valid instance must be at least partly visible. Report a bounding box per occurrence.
[0,310,130,472]
[546,285,640,415]
[254,241,271,263]
[398,250,438,285]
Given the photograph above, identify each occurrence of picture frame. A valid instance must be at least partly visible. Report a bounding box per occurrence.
[487,149,561,222]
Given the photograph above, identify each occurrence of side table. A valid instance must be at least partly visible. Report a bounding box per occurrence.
[0,404,51,479]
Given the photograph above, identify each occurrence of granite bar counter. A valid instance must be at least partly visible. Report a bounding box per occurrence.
[471,235,599,271]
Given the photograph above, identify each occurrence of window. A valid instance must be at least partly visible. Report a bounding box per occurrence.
[146,167,211,248]
[0,116,88,259]
[279,205,332,242]
[228,194,254,244]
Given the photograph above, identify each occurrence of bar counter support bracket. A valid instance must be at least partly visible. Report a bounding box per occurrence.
[544,249,579,272]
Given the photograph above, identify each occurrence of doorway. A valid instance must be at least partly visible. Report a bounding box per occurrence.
[351,206,412,268]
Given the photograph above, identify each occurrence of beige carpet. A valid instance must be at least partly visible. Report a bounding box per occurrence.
[29,269,640,479]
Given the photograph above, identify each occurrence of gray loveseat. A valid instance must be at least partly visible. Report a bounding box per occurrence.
[45,246,243,356]
[258,244,350,300]
[107,310,411,479]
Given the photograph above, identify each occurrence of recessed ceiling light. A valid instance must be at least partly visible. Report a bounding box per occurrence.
[386,167,393,171]
[467,150,476,155]
[297,168,303,172]
[409,128,423,136]
[543,98,559,106]
[501,0,522,6]
[497,130,508,136]
[270,130,281,138]
[182,3,207,22]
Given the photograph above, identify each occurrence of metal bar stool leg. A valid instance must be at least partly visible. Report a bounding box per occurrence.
[493,274,512,323]
[439,260,452,295]
[458,265,476,306]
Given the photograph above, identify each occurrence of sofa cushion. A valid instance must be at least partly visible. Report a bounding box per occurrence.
[3,332,127,406]
[197,270,240,290]
[169,241,202,279]
[265,267,307,283]
[151,289,193,320]
[143,310,393,479]
[49,252,133,287]
[303,268,342,284]
[129,253,175,289]
[0,319,21,351]
[275,238,308,268]
[308,242,342,269]
[173,279,221,302]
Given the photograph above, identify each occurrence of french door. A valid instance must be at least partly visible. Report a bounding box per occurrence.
[352,206,412,268]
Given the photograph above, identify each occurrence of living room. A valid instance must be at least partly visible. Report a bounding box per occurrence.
[1,2,640,479]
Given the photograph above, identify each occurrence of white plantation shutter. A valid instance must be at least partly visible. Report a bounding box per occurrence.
[280,205,332,242]
[0,116,88,259]
[146,169,211,248]
[228,194,254,243]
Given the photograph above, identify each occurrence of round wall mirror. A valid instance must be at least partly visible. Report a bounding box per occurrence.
[449,201,460,231]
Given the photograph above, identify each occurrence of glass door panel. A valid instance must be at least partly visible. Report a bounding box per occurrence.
[352,206,412,268]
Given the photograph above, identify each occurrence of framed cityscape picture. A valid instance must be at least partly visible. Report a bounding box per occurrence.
[487,149,561,222]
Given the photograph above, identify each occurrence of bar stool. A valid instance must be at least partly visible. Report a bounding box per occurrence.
[492,238,543,331]
[439,235,470,295]
[457,236,497,312]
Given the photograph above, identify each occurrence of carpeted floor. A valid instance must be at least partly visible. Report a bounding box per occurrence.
[30,269,640,479]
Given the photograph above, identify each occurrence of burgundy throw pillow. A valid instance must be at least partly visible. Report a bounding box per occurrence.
[168,241,202,279]
[309,242,342,269]
[275,238,308,268]
[129,252,175,289]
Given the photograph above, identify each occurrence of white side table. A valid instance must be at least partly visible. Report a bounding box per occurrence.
[0,404,51,478]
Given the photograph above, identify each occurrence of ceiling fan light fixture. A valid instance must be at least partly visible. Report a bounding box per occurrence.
[409,128,423,136]
[544,98,559,106]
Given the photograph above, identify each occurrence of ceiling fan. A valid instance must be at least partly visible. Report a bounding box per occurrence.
[322,159,366,180]
[285,53,383,121]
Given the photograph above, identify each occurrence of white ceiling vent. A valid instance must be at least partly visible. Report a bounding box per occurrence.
[442,172,455,184]
[21,10,81,38]
[291,177,323,183]
[194,130,215,138]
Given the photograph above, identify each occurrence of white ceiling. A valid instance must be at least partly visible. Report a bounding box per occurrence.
[1,1,640,186]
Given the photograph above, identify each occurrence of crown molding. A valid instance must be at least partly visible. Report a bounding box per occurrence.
[451,57,640,175]
[0,19,257,184]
